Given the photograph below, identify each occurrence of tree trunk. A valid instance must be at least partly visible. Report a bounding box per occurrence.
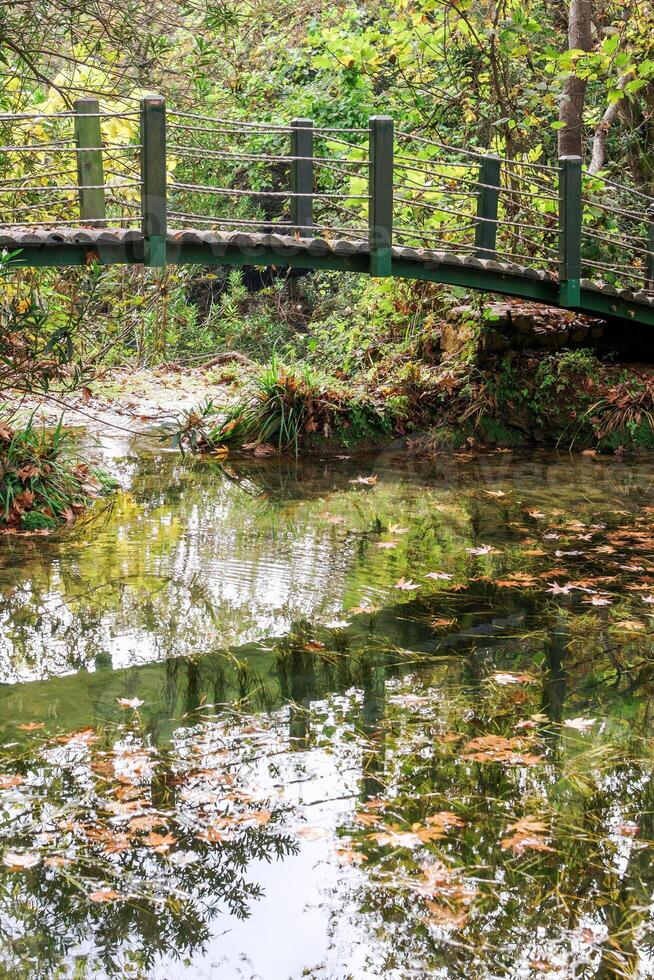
[587,74,631,174]
[558,0,594,158]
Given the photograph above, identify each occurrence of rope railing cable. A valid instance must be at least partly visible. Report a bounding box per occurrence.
[394,182,478,199]
[582,228,651,255]
[581,197,647,223]
[168,145,369,166]
[311,133,367,151]
[168,122,290,138]
[395,131,487,162]
[0,217,141,227]
[0,111,137,121]
[0,181,141,194]
[0,168,76,186]
[168,110,292,132]
[170,181,370,200]
[501,166,558,193]
[581,260,650,287]
[396,221,479,236]
[584,224,651,245]
[396,131,559,172]
[585,173,654,205]
[0,143,142,153]
[582,255,651,273]
[167,212,370,236]
[393,196,474,221]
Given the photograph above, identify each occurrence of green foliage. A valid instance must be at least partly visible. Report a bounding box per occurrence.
[176,357,389,454]
[0,417,113,531]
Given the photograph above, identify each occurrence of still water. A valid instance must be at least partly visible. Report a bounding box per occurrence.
[1,443,654,978]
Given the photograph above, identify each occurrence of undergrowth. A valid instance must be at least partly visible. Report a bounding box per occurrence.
[0,417,116,532]
[171,358,391,455]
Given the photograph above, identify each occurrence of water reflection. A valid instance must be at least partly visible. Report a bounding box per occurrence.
[0,450,653,975]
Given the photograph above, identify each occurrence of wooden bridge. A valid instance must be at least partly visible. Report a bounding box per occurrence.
[2,96,654,327]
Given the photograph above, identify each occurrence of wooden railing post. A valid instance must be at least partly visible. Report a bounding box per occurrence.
[140,96,167,268]
[369,115,394,277]
[290,118,313,237]
[558,155,582,307]
[646,206,654,291]
[74,99,106,226]
[475,155,500,258]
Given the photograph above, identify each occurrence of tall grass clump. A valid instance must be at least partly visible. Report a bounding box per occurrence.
[182,359,389,455]
[175,358,390,455]
[0,417,115,532]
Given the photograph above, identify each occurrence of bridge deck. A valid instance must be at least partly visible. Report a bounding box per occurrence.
[4,226,653,326]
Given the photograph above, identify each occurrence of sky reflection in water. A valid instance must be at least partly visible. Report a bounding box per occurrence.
[0,447,653,977]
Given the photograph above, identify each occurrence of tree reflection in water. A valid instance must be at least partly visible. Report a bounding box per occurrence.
[0,717,297,977]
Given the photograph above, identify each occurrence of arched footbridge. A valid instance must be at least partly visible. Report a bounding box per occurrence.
[2,97,654,327]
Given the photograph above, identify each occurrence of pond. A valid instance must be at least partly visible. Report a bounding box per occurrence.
[1,443,654,978]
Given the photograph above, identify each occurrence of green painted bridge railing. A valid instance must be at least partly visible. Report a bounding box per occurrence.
[1,96,654,326]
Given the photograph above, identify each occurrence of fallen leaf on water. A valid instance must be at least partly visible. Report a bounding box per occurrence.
[466,544,500,556]
[425,571,453,581]
[495,575,539,588]
[427,811,465,831]
[349,475,378,486]
[0,775,23,790]
[3,851,40,870]
[354,812,382,828]
[369,829,423,849]
[546,582,575,595]
[394,577,420,591]
[349,603,379,615]
[564,717,596,732]
[611,620,646,632]
[483,489,507,498]
[89,888,123,903]
[295,826,329,841]
[616,822,639,837]
[492,672,537,686]
[462,734,543,766]
[117,697,144,709]
[424,901,469,929]
[129,815,164,833]
[197,826,227,844]
[501,816,554,855]
[103,836,131,855]
[377,541,397,549]
[431,618,456,629]
[145,832,177,852]
[17,722,44,732]
[388,524,409,534]
[335,845,368,865]
[44,856,73,868]
[249,810,272,826]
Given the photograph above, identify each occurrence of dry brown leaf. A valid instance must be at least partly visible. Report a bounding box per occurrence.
[89,888,122,903]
